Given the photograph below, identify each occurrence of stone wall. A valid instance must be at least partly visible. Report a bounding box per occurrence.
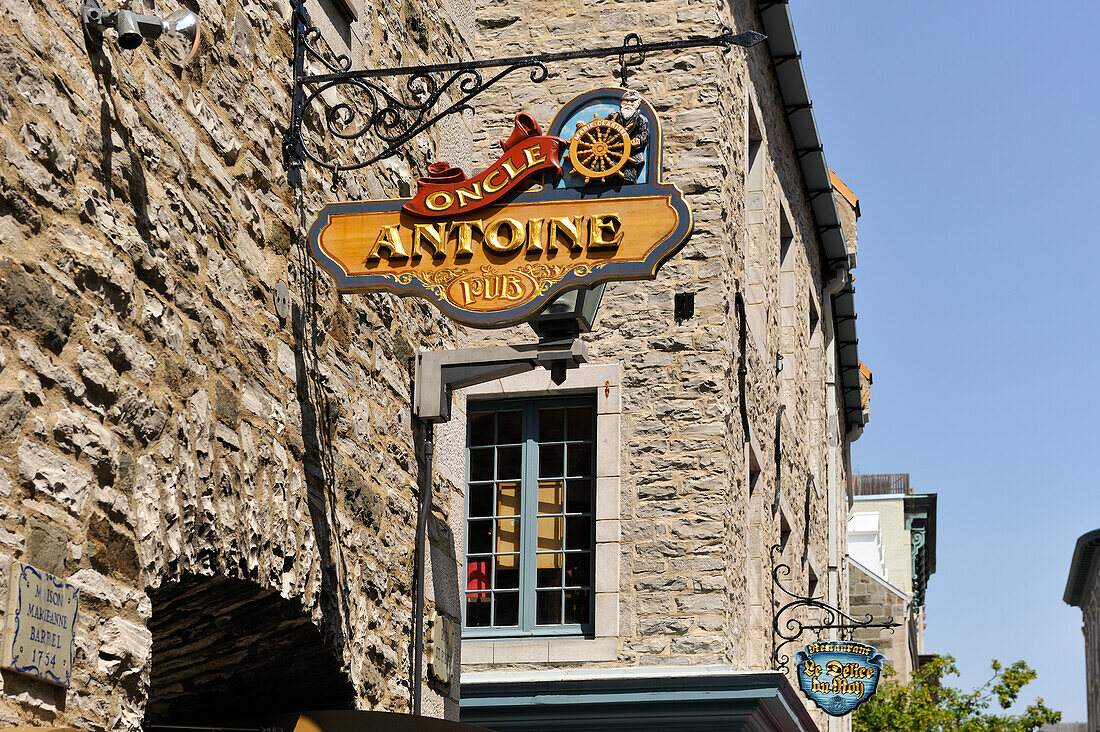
[848,560,910,683]
[0,0,475,727]
[459,0,852,708]
[1084,569,1099,732]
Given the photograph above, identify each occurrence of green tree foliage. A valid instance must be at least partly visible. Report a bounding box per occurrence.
[853,655,1061,732]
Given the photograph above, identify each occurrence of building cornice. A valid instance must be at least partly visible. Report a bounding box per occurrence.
[1064,528,1100,607]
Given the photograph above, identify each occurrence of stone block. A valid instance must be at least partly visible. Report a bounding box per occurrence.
[460,641,492,665]
[546,637,617,662]
[0,259,73,351]
[54,407,121,483]
[97,616,151,679]
[109,387,167,444]
[86,315,156,384]
[0,389,29,435]
[143,73,197,162]
[24,518,68,575]
[18,439,92,515]
[491,640,549,663]
[595,476,620,520]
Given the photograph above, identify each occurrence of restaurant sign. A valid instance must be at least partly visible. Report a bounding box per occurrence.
[308,88,692,327]
[795,640,885,716]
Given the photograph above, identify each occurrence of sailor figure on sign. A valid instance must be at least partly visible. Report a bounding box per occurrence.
[609,89,649,183]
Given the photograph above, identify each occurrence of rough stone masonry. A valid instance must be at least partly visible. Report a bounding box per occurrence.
[0,0,477,727]
[460,2,861,730]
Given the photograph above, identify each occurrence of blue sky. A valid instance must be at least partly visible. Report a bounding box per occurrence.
[791,1,1100,722]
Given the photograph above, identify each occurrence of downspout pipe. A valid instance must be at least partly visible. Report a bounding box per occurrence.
[823,270,847,597]
[822,270,846,732]
[412,417,435,716]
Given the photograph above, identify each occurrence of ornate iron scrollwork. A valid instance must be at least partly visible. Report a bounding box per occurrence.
[283,0,765,189]
[771,544,900,673]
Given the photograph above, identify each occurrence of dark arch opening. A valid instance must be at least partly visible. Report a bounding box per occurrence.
[144,574,356,726]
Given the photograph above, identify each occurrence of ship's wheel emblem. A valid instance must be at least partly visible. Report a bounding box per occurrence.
[568,115,632,183]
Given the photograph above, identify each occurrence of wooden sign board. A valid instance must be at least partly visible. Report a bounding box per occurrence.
[2,562,79,687]
[308,88,693,328]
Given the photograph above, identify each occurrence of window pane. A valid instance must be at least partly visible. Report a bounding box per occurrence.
[497,446,522,480]
[565,552,590,588]
[495,591,519,626]
[497,410,522,442]
[564,589,590,624]
[539,444,564,478]
[496,518,520,554]
[566,406,592,441]
[469,483,493,517]
[470,412,495,446]
[468,519,492,554]
[539,408,565,441]
[537,516,563,552]
[495,556,519,589]
[566,480,592,514]
[497,482,520,517]
[467,559,490,592]
[567,443,592,477]
[536,589,562,625]
[538,480,564,515]
[565,515,591,551]
[466,594,491,627]
[536,553,562,587]
[470,448,495,481]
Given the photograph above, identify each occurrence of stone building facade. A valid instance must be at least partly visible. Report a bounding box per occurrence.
[847,474,937,684]
[451,2,869,730]
[1065,529,1100,732]
[0,0,480,728]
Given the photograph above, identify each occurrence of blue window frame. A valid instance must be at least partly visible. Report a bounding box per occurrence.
[464,396,596,637]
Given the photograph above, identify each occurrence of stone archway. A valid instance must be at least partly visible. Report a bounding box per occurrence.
[144,574,355,726]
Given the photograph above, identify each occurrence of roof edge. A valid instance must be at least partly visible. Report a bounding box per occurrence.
[848,555,908,600]
[757,2,865,431]
[829,168,861,216]
[1064,529,1100,607]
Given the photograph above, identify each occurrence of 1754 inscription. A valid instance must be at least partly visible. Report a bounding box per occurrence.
[2,562,79,687]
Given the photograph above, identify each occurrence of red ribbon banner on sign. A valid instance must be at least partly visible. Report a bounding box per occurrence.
[402,114,566,218]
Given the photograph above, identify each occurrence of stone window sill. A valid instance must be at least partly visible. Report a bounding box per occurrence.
[461,636,618,665]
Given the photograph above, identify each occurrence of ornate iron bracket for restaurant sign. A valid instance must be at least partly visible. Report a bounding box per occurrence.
[771,544,901,674]
[283,0,765,188]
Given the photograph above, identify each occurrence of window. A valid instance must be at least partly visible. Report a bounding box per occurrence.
[744,100,769,358]
[464,397,596,636]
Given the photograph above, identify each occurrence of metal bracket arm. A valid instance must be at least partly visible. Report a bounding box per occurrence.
[284,0,766,188]
[770,544,901,673]
[413,339,588,423]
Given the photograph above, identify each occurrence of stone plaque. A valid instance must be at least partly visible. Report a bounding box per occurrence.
[2,562,79,686]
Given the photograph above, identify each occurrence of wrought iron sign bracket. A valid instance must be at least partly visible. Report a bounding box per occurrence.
[283,0,765,189]
[770,544,901,674]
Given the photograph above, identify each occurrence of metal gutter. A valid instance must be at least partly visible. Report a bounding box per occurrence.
[758,1,865,431]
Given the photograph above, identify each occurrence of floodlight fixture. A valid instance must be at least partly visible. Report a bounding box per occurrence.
[529,283,606,341]
[82,0,201,66]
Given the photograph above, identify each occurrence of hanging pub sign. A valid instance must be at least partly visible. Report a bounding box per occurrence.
[307,88,693,327]
[795,640,886,717]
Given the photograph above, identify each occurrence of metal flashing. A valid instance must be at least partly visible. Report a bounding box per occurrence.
[461,667,818,731]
